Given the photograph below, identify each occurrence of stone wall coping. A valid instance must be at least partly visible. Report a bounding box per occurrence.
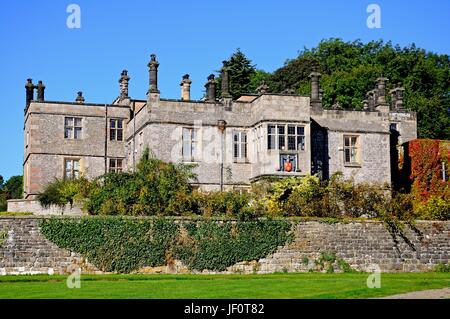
[0,215,448,225]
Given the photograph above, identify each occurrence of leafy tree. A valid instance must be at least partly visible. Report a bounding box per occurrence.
[2,175,23,199]
[0,175,4,190]
[215,49,261,99]
[265,39,450,139]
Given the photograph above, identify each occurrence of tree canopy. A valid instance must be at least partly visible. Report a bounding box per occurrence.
[216,40,450,139]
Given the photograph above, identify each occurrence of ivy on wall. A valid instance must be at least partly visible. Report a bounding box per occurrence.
[174,220,293,271]
[39,217,179,273]
[39,217,293,273]
[407,139,449,202]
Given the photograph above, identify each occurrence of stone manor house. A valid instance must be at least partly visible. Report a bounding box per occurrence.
[10,54,417,212]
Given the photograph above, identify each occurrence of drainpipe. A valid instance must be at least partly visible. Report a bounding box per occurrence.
[133,100,136,172]
[217,120,227,191]
[104,104,108,175]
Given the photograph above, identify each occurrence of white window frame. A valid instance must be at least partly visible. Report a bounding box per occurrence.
[110,119,124,141]
[233,131,248,162]
[182,127,199,162]
[267,124,305,151]
[64,117,82,139]
[109,158,123,173]
[64,158,80,179]
[343,135,360,165]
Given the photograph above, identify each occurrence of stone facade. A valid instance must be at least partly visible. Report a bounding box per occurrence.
[0,217,448,275]
[10,55,417,212]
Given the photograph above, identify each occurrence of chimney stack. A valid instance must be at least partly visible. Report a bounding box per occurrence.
[148,54,160,94]
[205,74,216,102]
[309,71,322,109]
[25,78,34,107]
[390,84,405,111]
[375,75,389,112]
[119,70,130,99]
[256,81,269,95]
[220,61,231,99]
[75,91,85,104]
[180,74,192,101]
[36,80,45,102]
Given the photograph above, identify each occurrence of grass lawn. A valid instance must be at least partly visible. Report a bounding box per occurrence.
[0,272,449,299]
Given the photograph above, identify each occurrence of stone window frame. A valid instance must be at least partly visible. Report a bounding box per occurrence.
[267,123,305,151]
[232,130,248,163]
[64,117,82,140]
[182,127,199,162]
[109,118,124,141]
[109,158,123,173]
[343,135,361,167]
[64,158,81,179]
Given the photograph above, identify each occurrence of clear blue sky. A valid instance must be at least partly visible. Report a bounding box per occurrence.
[0,0,449,180]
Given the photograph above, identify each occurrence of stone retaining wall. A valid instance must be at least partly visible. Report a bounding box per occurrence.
[7,199,82,216]
[0,217,448,275]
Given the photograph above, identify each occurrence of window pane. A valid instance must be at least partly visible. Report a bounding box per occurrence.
[344,137,350,147]
[351,148,357,162]
[297,136,305,150]
[278,136,285,150]
[233,133,239,142]
[268,135,275,150]
[65,160,72,170]
[243,133,247,143]
[65,117,73,126]
[191,142,197,159]
[182,128,190,142]
[117,159,122,168]
[234,143,239,158]
[241,143,247,159]
[109,159,116,168]
[74,127,82,139]
[268,125,276,134]
[351,137,357,147]
[74,171,79,179]
[192,129,197,141]
[183,141,191,158]
[73,160,79,170]
[110,119,116,129]
[117,129,123,141]
[278,125,285,135]
[64,128,72,139]
[288,136,296,150]
[288,125,295,135]
[117,120,123,129]
[74,118,82,127]
[345,149,351,163]
[297,127,304,136]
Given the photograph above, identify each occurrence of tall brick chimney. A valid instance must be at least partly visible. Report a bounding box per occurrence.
[205,74,216,102]
[36,80,45,102]
[25,78,34,107]
[148,54,160,94]
[180,74,192,101]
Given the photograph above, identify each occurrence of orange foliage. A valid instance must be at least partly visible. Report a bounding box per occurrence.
[408,139,449,202]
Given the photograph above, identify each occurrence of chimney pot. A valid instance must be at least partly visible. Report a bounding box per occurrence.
[76,91,85,104]
[25,78,34,108]
[148,54,160,94]
[205,74,216,102]
[36,80,45,102]
[119,69,130,99]
[180,74,192,101]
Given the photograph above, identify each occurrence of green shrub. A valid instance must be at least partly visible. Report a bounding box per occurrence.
[38,178,90,209]
[433,263,450,272]
[416,197,450,221]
